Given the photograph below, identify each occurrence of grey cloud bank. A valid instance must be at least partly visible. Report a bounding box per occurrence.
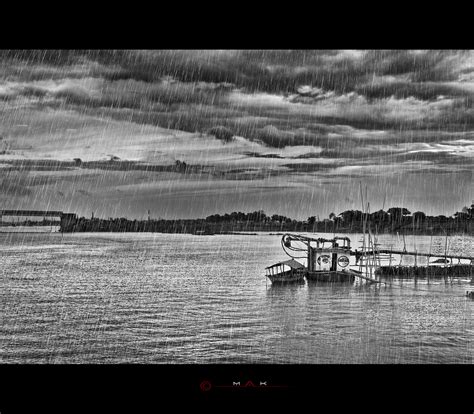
[0,50,473,219]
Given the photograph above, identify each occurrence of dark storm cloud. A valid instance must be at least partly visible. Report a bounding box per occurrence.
[0,179,32,196]
[355,81,473,102]
[2,49,471,90]
[51,78,232,108]
[3,50,472,122]
[388,150,474,165]
[361,50,452,80]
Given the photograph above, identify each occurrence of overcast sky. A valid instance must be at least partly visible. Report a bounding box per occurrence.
[0,50,473,219]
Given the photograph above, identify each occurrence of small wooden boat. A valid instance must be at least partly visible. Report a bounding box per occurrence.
[265,259,306,284]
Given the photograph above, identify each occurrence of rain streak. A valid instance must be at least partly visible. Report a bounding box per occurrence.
[0,50,473,364]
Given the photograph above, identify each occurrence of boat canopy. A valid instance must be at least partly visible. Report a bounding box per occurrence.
[266,259,305,270]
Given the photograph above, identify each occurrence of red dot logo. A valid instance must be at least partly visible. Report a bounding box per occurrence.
[200,380,212,392]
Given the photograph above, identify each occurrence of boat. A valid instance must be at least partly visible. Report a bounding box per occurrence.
[265,232,474,285]
[265,259,306,284]
[265,234,360,284]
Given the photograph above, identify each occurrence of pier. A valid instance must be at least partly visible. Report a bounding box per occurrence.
[0,210,77,232]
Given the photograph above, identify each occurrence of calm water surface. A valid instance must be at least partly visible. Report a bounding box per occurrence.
[0,232,472,363]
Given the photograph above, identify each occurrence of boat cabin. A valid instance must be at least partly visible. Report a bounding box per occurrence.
[308,236,352,273]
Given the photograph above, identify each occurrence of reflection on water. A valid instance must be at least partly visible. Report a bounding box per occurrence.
[0,232,472,364]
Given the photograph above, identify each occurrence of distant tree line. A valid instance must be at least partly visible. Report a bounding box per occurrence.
[1,219,60,227]
[61,204,474,235]
[306,204,474,234]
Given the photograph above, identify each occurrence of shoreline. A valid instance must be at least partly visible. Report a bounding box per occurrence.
[1,229,473,237]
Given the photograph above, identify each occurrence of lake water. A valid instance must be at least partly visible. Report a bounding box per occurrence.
[0,232,472,364]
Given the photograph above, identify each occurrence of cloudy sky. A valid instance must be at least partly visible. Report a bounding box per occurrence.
[0,50,473,219]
